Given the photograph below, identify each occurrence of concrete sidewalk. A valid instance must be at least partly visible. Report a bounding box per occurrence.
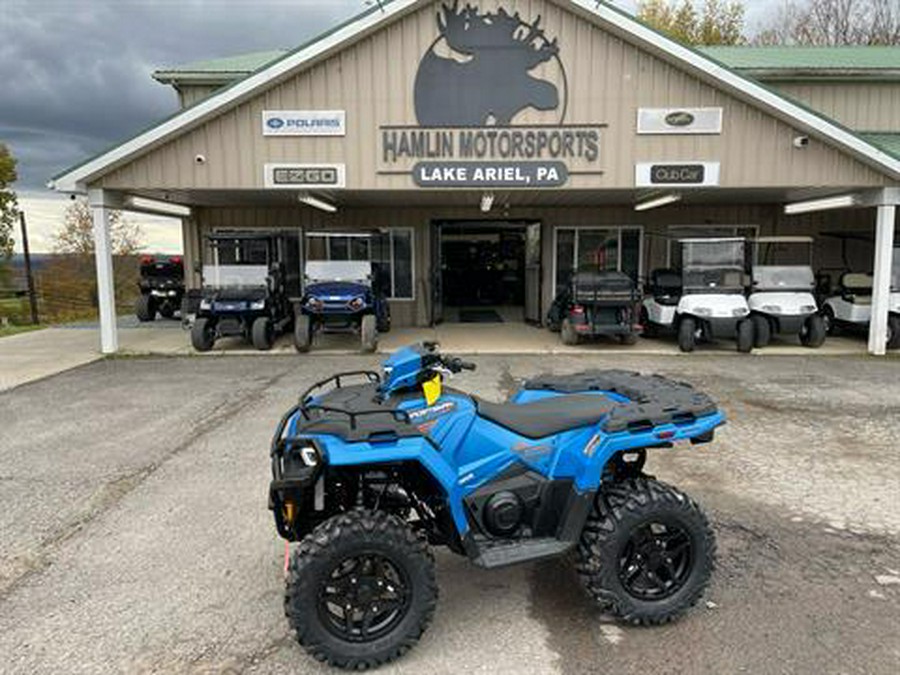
[0,320,877,392]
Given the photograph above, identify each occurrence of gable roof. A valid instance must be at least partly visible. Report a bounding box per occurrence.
[153,45,900,84]
[50,0,900,192]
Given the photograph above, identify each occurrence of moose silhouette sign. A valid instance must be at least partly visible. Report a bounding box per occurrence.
[377,2,604,188]
[414,2,563,126]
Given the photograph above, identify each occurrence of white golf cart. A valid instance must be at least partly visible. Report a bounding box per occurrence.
[642,238,754,353]
[748,236,826,348]
[821,247,900,350]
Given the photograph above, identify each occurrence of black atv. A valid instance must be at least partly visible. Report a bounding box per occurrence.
[548,270,641,346]
[135,254,185,322]
[191,233,294,352]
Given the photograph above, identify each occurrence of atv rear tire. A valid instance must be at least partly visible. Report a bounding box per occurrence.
[822,305,839,335]
[361,314,377,353]
[191,317,215,352]
[640,307,657,338]
[252,317,274,351]
[736,319,754,353]
[576,478,715,626]
[294,314,311,353]
[158,302,176,319]
[677,318,696,353]
[888,315,900,350]
[751,314,770,348]
[800,314,827,348]
[561,318,579,346]
[619,333,639,346]
[135,294,155,322]
[285,510,437,670]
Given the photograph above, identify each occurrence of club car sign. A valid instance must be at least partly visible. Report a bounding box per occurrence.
[378,2,604,188]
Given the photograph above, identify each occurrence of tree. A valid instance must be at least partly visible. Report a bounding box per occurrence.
[756,0,900,46]
[52,198,144,256]
[0,143,18,260]
[637,0,747,45]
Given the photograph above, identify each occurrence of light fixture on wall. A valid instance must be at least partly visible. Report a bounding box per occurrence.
[480,192,495,213]
[784,194,858,215]
[634,193,681,211]
[298,193,337,213]
[125,196,192,217]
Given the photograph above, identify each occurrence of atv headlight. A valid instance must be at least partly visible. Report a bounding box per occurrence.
[762,305,782,314]
[348,297,365,311]
[695,307,713,317]
[306,297,324,311]
[733,307,750,317]
[297,445,320,467]
[802,305,817,314]
[250,299,266,310]
[199,299,211,311]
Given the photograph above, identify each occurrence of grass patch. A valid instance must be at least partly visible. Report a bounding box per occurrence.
[0,323,45,338]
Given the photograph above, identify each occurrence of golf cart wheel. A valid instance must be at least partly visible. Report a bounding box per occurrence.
[191,317,215,352]
[159,302,176,319]
[561,318,580,346]
[888,315,900,350]
[750,314,771,348]
[736,319,754,353]
[135,294,155,322]
[677,318,696,353]
[377,307,391,334]
[619,333,639,346]
[294,314,311,353]
[800,314,827,348]
[361,315,377,353]
[285,509,437,670]
[252,317,274,351]
[822,305,839,336]
[576,478,715,626]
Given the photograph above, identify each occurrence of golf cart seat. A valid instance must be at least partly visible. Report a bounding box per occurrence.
[839,272,873,301]
[474,394,614,439]
[649,268,682,306]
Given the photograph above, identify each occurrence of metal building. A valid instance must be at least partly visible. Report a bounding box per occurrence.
[50,0,900,354]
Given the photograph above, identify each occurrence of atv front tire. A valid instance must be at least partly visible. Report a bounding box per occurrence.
[135,294,155,322]
[252,317,274,351]
[191,317,215,352]
[294,314,311,353]
[361,314,377,353]
[576,478,715,626]
[285,510,437,670]
[561,318,579,346]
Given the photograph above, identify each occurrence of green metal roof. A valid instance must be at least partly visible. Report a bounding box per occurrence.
[859,133,900,160]
[700,46,900,75]
[155,46,900,81]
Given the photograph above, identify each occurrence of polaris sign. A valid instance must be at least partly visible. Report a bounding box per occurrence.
[637,108,723,135]
[262,110,346,137]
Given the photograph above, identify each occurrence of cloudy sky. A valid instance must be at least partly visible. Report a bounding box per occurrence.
[1,0,781,252]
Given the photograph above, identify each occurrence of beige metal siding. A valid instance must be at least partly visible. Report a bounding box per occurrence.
[771,81,900,132]
[97,0,889,192]
[178,85,224,109]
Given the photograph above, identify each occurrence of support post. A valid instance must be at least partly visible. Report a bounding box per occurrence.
[19,210,39,325]
[868,192,896,356]
[88,189,118,354]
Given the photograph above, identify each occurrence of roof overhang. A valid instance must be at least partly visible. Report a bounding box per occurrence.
[50,0,900,194]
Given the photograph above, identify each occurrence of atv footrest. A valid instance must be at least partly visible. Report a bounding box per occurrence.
[468,537,574,569]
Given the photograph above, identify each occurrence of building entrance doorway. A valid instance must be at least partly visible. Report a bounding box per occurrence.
[432,221,541,325]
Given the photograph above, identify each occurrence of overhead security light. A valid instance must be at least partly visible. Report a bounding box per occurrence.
[635,193,681,211]
[784,194,858,215]
[298,193,337,213]
[125,196,191,217]
[480,192,495,213]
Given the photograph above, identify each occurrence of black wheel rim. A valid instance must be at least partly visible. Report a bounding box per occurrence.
[618,519,693,600]
[317,552,411,643]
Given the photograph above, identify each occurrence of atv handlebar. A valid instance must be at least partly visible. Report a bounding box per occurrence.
[442,356,477,373]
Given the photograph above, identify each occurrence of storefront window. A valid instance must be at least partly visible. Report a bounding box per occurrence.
[306,230,414,300]
[555,228,641,292]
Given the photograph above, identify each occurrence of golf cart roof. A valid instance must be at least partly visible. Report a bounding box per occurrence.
[754,236,814,244]
[678,237,745,244]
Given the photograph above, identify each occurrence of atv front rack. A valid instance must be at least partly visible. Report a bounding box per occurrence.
[299,370,381,405]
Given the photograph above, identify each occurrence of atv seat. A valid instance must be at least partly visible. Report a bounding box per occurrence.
[475,395,613,439]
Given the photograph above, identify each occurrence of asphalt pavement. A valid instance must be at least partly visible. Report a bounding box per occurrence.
[0,354,898,674]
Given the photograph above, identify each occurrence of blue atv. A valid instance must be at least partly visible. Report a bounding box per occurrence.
[270,343,723,669]
[294,261,391,353]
